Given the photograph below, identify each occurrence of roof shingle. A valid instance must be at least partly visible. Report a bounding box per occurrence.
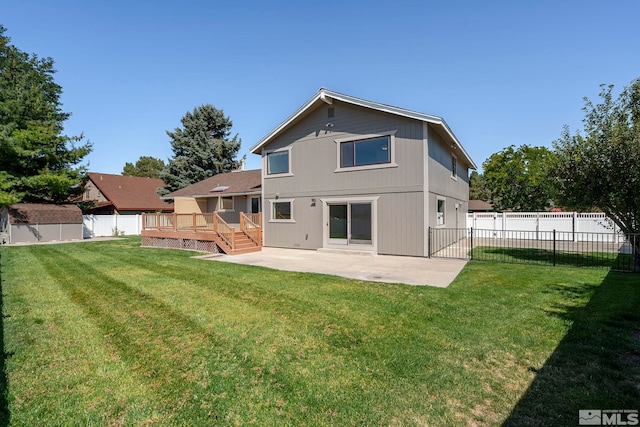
[8,203,83,224]
[167,169,261,198]
[86,173,173,212]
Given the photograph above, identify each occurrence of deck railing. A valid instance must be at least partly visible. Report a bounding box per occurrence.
[142,212,261,251]
[240,212,262,246]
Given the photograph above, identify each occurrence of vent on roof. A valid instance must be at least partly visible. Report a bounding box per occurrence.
[211,186,229,192]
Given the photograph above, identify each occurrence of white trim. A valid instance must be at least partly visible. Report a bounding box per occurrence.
[250,88,476,170]
[334,130,398,172]
[423,122,430,257]
[269,198,295,223]
[436,196,446,227]
[321,196,379,253]
[248,196,262,214]
[217,195,234,212]
[263,146,293,178]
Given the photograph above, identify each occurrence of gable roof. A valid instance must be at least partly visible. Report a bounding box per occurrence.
[7,203,82,224]
[250,88,477,169]
[86,173,172,212]
[166,169,262,198]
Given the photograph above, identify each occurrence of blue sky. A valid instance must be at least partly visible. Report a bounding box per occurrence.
[3,0,640,174]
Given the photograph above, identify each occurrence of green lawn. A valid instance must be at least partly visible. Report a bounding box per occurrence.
[0,237,638,426]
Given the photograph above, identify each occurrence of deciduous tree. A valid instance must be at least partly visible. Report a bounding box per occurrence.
[0,25,91,206]
[469,171,492,201]
[551,78,640,270]
[482,145,555,211]
[160,104,241,193]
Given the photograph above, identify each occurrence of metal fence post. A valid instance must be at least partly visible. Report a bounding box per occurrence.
[470,227,474,260]
[428,227,431,258]
[633,234,638,273]
[553,229,557,266]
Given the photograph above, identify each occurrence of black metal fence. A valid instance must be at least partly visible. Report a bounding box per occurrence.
[429,227,639,272]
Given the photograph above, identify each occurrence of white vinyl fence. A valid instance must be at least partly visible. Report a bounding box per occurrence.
[466,212,624,242]
[83,214,142,238]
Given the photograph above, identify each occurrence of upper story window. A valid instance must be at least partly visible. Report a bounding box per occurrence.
[266,150,290,175]
[341,136,390,168]
[451,154,458,180]
[335,131,398,172]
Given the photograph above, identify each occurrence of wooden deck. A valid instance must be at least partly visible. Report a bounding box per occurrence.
[141,213,261,255]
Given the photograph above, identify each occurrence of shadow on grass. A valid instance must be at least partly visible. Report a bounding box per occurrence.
[473,247,633,270]
[0,252,9,426]
[502,270,640,426]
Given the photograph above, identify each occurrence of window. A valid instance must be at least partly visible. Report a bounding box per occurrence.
[437,198,445,226]
[451,154,457,179]
[340,136,390,168]
[267,150,289,175]
[271,200,294,222]
[219,196,234,211]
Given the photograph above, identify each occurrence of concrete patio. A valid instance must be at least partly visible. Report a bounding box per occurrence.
[196,247,468,287]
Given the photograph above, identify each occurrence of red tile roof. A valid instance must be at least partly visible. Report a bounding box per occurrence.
[167,169,261,198]
[86,173,173,212]
[8,203,83,224]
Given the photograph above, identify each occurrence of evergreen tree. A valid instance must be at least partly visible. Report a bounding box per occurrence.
[0,25,91,206]
[160,104,241,193]
[122,156,165,178]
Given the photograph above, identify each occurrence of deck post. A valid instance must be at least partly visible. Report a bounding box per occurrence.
[213,213,218,233]
[192,213,196,232]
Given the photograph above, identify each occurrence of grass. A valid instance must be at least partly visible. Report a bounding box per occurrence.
[472,246,635,271]
[0,236,638,426]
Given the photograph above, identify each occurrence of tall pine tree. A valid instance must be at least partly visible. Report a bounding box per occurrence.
[0,25,91,206]
[160,104,241,193]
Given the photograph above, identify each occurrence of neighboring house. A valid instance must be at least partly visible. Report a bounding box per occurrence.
[141,169,263,255]
[167,169,261,224]
[250,88,476,257]
[1,203,83,244]
[82,172,173,215]
[468,200,493,212]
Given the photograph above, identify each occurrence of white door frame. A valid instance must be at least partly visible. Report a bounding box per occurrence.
[321,196,379,253]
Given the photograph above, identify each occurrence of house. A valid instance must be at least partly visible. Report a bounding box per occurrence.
[1,203,83,244]
[141,169,262,254]
[468,199,493,212]
[167,169,262,223]
[82,172,173,215]
[249,88,476,257]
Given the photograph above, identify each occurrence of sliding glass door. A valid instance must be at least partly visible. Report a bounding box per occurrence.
[327,202,372,246]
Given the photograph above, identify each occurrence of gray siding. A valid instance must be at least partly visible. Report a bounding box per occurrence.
[261,101,427,256]
[265,197,323,249]
[427,124,470,229]
[262,101,424,198]
[376,192,424,256]
[10,223,83,243]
